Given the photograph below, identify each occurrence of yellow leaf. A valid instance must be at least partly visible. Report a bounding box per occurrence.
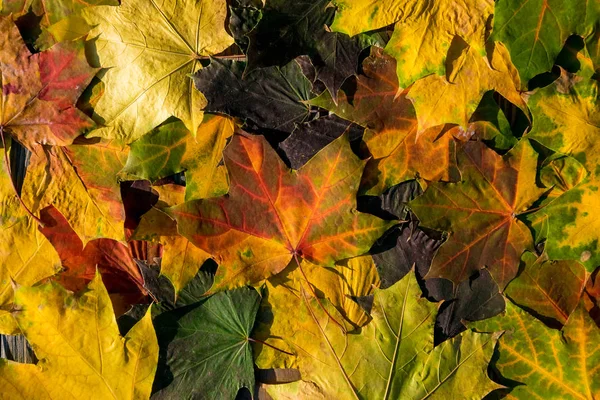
[0,310,18,335]
[133,184,211,294]
[385,0,494,87]
[0,272,158,399]
[408,43,526,132]
[22,142,127,245]
[0,142,61,317]
[80,0,233,143]
[300,256,380,328]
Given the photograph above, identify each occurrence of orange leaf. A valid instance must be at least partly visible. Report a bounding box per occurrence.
[169,131,391,292]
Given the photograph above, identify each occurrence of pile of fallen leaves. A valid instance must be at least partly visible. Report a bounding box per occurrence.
[0,0,599,398]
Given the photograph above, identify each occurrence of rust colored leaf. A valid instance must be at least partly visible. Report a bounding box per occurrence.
[410,139,546,288]
[39,206,145,315]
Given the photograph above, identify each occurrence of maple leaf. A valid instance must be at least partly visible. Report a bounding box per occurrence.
[75,0,233,143]
[330,0,494,88]
[309,48,459,195]
[0,0,116,26]
[297,256,380,328]
[436,268,505,342]
[0,140,60,324]
[168,131,391,292]
[0,17,95,149]
[254,267,500,399]
[151,270,260,399]
[492,0,600,86]
[240,0,368,100]
[471,300,600,399]
[410,139,546,288]
[526,70,600,269]
[505,251,588,327]
[407,43,526,132]
[119,115,234,201]
[587,29,600,73]
[193,58,312,135]
[279,114,364,170]
[133,184,210,294]
[0,272,158,399]
[22,140,127,244]
[371,222,446,293]
[38,205,146,315]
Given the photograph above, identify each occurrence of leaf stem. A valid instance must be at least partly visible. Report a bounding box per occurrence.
[196,54,247,60]
[0,127,44,227]
[247,337,294,356]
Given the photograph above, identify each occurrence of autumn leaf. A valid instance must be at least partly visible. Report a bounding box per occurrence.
[492,0,600,86]
[526,70,600,269]
[371,223,447,293]
[330,0,494,88]
[436,269,505,342]
[0,0,116,26]
[0,140,60,321]
[296,256,380,328]
[0,272,158,399]
[119,115,234,200]
[471,300,600,399]
[169,131,391,292]
[408,43,526,132]
[133,184,211,294]
[410,139,546,288]
[504,251,588,327]
[193,58,312,135]
[151,270,260,399]
[0,17,96,149]
[22,140,127,244]
[309,48,414,136]
[38,205,146,315]
[76,0,233,143]
[279,114,364,170]
[309,48,459,195]
[254,268,500,399]
[239,0,371,100]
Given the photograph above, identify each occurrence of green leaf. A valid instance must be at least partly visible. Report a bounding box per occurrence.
[152,271,260,400]
[492,0,600,86]
[119,115,234,200]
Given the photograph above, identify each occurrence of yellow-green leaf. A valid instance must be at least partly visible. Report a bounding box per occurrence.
[79,0,233,143]
[471,300,600,399]
[385,0,494,87]
[254,267,500,399]
[526,70,600,269]
[120,115,234,200]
